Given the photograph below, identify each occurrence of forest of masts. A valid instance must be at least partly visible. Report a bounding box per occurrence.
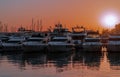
[0,18,42,32]
[1,18,120,36]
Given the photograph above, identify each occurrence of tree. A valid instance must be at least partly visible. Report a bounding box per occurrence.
[0,21,3,32]
[115,23,120,33]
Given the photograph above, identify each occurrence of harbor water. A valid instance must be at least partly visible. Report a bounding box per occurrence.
[0,50,119,77]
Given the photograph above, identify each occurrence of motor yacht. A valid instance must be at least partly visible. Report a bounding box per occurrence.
[107,34,120,52]
[70,26,87,49]
[82,31,102,52]
[22,33,48,52]
[47,35,75,52]
[2,37,25,51]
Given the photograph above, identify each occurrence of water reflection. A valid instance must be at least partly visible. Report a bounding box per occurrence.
[0,51,119,77]
[0,52,106,71]
[108,53,120,70]
[72,52,102,70]
[100,52,110,71]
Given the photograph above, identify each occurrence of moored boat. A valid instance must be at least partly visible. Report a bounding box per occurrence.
[2,37,26,51]
[47,35,75,52]
[70,26,87,49]
[22,33,48,52]
[82,31,102,52]
[107,34,120,52]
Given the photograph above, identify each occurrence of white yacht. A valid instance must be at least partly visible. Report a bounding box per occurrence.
[82,31,102,52]
[22,33,48,52]
[49,23,70,38]
[107,35,120,52]
[2,37,26,51]
[47,36,75,52]
[70,26,87,49]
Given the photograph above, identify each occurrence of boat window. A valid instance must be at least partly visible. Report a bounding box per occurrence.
[53,29,68,33]
[109,38,120,41]
[7,41,20,43]
[85,39,100,42]
[72,36,85,40]
[32,35,44,37]
[27,39,42,41]
[60,29,68,32]
[53,29,59,33]
[51,39,67,42]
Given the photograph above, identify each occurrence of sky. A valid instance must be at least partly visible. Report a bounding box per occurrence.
[0,0,120,31]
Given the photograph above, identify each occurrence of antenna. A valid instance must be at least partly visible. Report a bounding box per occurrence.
[31,18,34,31]
[0,21,2,31]
[33,22,36,31]
[40,19,42,32]
[4,24,8,32]
[37,19,39,31]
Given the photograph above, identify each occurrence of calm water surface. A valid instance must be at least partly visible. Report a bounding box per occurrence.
[0,51,120,77]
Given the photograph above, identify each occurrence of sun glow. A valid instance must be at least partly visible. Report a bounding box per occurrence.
[101,13,119,28]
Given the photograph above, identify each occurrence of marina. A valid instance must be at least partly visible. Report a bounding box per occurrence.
[0,24,119,53]
[0,23,116,53]
[0,0,120,77]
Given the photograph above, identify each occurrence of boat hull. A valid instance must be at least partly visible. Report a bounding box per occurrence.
[23,44,47,52]
[3,45,22,51]
[47,45,75,52]
[83,45,102,52]
[0,46,3,52]
[107,45,120,52]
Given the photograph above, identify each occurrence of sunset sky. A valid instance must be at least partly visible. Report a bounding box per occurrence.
[0,0,120,31]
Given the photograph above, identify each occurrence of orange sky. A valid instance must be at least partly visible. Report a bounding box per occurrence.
[0,0,120,31]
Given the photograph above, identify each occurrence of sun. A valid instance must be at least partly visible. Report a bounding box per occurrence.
[101,13,119,28]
